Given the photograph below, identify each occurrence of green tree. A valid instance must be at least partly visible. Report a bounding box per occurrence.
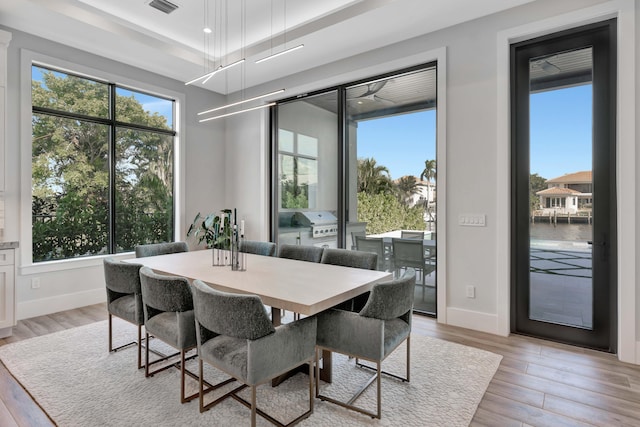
[357,192,424,234]
[357,157,393,195]
[529,173,547,213]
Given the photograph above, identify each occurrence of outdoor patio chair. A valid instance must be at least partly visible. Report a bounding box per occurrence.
[392,238,435,299]
[350,230,366,250]
[355,235,388,271]
[400,230,424,240]
[315,268,416,419]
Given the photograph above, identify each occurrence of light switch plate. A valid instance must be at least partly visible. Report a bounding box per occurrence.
[459,213,486,227]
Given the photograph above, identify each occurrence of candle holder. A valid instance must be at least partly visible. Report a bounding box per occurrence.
[231,229,246,271]
[212,247,230,266]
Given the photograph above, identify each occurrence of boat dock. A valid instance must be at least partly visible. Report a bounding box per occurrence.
[531,211,592,224]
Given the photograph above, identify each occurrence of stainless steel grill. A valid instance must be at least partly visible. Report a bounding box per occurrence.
[293,211,338,239]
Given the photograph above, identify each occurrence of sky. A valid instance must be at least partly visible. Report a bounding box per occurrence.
[356,84,592,182]
[530,84,592,180]
[32,66,173,128]
[357,110,436,181]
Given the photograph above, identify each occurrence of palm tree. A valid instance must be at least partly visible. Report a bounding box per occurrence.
[420,159,437,230]
[357,158,393,195]
[395,175,420,206]
[420,159,437,183]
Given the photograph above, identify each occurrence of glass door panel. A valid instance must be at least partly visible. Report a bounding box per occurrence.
[274,91,339,249]
[344,68,437,315]
[529,48,593,329]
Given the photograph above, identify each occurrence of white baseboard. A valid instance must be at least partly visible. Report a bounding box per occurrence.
[0,327,12,338]
[632,341,640,365]
[445,307,501,335]
[17,288,106,320]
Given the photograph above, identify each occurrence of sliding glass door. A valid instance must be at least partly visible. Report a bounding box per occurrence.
[271,64,438,316]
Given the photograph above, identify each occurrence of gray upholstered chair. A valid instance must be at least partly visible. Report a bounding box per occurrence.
[321,248,377,311]
[191,279,317,426]
[320,248,377,270]
[134,241,189,258]
[240,240,277,256]
[103,257,145,369]
[400,230,424,240]
[277,244,325,321]
[315,268,416,419]
[139,266,199,403]
[278,244,324,263]
[355,236,388,271]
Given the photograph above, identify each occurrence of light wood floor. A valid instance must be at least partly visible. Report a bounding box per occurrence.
[2,304,640,426]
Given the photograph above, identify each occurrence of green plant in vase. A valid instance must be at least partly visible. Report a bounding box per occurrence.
[187,209,233,249]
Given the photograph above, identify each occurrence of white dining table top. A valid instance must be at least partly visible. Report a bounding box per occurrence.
[127,249,392,316]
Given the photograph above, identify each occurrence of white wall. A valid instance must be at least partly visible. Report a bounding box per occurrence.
[0,26,225,318]
[225,0,639,359]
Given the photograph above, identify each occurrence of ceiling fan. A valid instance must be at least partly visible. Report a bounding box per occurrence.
[347,80,395,105]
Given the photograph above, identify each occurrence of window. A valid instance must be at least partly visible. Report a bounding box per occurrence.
[31,65,175,262]
[278,129,318,209]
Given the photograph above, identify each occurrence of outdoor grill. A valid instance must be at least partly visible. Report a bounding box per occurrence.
[293,211,338,241]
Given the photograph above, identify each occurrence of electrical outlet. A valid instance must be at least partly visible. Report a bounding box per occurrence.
[31,277,41,289]
[466,285,475,298]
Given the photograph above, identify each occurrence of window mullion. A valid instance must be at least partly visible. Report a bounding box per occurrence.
[108,83,117,254]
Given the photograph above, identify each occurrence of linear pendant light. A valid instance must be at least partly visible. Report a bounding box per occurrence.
[198,89,284,116]
[255,44,304,64]
[185,58,245,86]
[199,103,275,122]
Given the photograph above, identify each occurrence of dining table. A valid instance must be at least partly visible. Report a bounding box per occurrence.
[126,249,392,383]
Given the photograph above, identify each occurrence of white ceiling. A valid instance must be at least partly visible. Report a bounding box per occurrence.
[0,0,535,95]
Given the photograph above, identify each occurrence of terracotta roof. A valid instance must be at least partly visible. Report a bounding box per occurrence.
[393,175,433,185]
[546,171,592,184]
[536,187,582,196]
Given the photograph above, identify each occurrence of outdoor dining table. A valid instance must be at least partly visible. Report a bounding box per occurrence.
[126,249,392,382]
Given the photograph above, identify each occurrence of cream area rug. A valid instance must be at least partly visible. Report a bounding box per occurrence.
[0,319,501,426]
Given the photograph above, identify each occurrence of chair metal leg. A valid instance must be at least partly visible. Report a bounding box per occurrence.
[137,325,143,370]
[180,349,200,403]
[108,314,112,352]
[318,339,411,420]
[145,332,151,377]
[224,356,314,425]
[109,314,144,369]
[251,385,257,427]
[376,361,382,419]
[406,335,411,382]
[198,356,238,413]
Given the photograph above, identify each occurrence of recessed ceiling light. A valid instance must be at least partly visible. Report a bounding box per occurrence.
[203,27,212,34]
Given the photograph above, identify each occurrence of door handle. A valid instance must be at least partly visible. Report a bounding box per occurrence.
[588,234,607,261]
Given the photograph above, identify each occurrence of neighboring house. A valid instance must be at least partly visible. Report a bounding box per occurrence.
[395,176,436,208]
[536,171,592,214]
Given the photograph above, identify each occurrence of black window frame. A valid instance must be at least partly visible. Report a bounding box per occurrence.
[31,64,177,259]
